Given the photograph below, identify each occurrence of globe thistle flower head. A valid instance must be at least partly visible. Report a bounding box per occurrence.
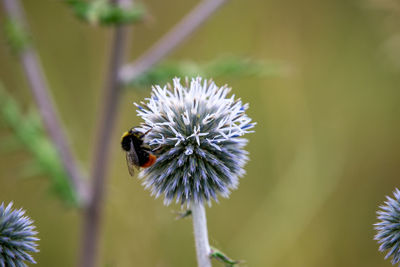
[135,77,255,206]
[0,202,39,267]
[375,188,400,265]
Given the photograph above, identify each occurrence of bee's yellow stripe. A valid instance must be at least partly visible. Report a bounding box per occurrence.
[121,131,131,142]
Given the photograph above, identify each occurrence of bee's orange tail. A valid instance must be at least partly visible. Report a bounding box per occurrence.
[142,154,157,168]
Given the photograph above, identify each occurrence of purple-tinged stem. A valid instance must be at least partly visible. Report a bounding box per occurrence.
[119,0,229,84]
[78,0,132,266]
[1,0,88,204]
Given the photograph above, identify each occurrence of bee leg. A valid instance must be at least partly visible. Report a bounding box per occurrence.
[139,128,152,138]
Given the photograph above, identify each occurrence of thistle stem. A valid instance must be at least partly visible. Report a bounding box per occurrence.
[192,203,212,267]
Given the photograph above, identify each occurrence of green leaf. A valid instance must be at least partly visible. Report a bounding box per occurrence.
[210,246,242,267]
[0,83,78,206]
[3,19,31,54]
[125,57,286,88]
[65,0,145,26]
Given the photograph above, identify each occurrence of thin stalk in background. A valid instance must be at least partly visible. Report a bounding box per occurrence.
[192,203,212,267]
[79,1,132,267]
[119,0,228,84]
[1,0,88,204]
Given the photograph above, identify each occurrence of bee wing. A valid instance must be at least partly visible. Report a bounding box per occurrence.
[125,140,140,177]
[125,153,137,176]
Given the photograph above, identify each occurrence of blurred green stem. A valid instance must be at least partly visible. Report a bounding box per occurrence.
[1,0,88,204]
[192,203,212,267]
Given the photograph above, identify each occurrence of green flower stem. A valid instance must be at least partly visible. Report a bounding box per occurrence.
[192,203,212,267]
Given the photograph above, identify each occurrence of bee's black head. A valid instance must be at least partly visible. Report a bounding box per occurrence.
[121,131,134,151]
[121,129,147,151]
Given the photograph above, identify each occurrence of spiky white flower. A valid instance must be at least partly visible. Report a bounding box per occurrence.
[0,202,39,266]
[375,188,400,266]
[135,77,255,205]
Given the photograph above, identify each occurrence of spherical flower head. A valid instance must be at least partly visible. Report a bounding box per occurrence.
[135,77,255,206]
[0,202,39,266]
[375,188,400,266]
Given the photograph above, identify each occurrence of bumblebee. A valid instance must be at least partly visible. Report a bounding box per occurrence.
[121,128,156,176]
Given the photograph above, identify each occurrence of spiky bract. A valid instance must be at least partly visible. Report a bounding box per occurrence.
[0,202,39,267]
[135,77,255,205]
[375,188,400,266]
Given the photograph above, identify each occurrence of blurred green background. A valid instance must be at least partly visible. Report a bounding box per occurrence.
[1,0,400,266]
